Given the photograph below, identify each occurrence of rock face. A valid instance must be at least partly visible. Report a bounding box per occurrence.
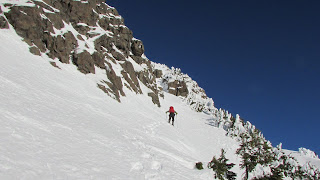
[0,0,213,109]
[168,80,188,97]
[0,8,9,29]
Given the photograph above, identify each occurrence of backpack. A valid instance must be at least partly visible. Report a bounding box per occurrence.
[169,106,175,113]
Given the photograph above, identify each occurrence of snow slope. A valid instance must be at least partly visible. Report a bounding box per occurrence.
[1,2,320,179]
[0,25,242,179]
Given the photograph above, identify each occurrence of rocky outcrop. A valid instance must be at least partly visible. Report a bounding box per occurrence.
[0,0,203,108]
[153,69,163,78]
[131,39,144,57]
[148,92,160,107]
[1,0,144,104]
[47,32,78,63]
[121,61,142,94]
[168,80,188,97]
[72,51,95,74]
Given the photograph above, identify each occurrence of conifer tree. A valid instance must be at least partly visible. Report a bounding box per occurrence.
[208,149,237,180]
[236,130,274,180]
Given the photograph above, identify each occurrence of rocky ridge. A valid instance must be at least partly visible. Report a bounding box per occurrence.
[1,0,320,178]
[0,0,214,110]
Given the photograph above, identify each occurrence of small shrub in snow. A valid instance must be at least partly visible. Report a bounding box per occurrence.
[195,162,203,170]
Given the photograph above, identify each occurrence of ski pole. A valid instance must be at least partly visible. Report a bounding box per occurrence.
[165,113,167,122]
[176,114,178,128]
[165,112,168,123]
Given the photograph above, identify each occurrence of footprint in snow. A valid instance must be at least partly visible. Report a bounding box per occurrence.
[130,162,143,172]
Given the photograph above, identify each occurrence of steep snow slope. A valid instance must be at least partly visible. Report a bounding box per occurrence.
[0,24,242,179]
[1,1,320,179]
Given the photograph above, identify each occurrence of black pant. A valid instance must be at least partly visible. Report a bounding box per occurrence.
[168,113,175,125]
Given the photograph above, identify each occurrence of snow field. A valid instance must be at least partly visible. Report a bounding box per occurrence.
[1,18,320,179]
[0,27,243,179]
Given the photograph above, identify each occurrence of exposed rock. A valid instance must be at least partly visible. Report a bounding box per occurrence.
[119,26,133,41]
[153,69,163,78]
[131,39,144,57]
[110,49,126,61]
[72,51,95,74]
[94,34,112,51]
[97,18,110,31]
[97,83,109,94]
[168,80,188,97]
[49,61,61,69]
[0,16,9,29]
[97,83,113,98]
[74,23,89,35]
[92,52,106,69]
[130,55,145,65]
[114,39,130,57]
[29,46,41,56]
[121,61,142,94]
[5,6,39,38]
[105,65,125,102]
[2,0,162,106]
[148,92,160,107]
[45,12,64,30]
[63,32,78,52]
[45,31,78,63]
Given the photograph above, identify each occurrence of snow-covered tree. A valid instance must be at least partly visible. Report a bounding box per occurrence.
[236,129,274,180]
[208,149,237,180]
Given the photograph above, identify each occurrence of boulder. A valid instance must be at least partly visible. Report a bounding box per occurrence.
[131,39,144,57]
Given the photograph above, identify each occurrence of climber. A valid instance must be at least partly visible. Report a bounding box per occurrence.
[166,106,178,126]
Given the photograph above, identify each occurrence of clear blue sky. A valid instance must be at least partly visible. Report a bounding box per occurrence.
[106,0,320,154]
